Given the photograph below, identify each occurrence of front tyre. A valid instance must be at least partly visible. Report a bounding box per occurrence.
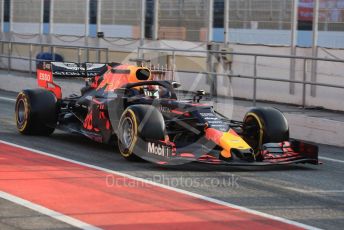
[117,108,140,161]
[117,105,166,161]
[243,107,289,153]
[15,89,57,135]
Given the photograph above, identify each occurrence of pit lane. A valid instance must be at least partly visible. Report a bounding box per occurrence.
[0,91,343,230]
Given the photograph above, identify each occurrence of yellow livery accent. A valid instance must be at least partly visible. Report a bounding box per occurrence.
[205,127,252,159]
[219,131,251,151]
[218,130,252,158]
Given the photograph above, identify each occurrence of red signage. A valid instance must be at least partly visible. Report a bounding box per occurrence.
[298,0,344,22]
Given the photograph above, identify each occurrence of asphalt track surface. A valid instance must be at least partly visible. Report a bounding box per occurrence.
[0,90,344,229]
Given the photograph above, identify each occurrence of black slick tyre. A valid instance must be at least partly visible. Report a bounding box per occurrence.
[15,89,57,135]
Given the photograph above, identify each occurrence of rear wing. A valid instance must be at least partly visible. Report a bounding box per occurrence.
[36,61,108,99]
[37,61,108,78]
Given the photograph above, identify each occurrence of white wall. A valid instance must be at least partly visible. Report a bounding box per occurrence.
[12,23,40,34]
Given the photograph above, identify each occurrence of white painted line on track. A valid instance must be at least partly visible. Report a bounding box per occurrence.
[233,174,344,196]
[275,186,344,194]
[0,139,321,230]
[319,156,344,164]
[0,96,16,102]
[0,191,101,230]
[308,190,344,193]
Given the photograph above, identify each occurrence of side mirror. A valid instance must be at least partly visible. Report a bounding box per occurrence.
[193,90,205,103]
[171,81,181,89]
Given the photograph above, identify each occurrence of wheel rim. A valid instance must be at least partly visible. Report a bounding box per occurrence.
[243,116,261,151]
[121,117,134,149]
[17,99,26,126]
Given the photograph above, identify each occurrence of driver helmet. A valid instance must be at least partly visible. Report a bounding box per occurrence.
[143,85,159,99]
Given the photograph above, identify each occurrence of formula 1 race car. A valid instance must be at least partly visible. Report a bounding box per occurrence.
[14,61,319,166]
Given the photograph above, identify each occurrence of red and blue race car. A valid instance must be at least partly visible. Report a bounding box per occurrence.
[15,61,318,166]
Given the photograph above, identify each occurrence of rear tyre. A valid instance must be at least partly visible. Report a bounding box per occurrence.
[117,105,165,161]
[243,107,289,154]
[15,89,57,135]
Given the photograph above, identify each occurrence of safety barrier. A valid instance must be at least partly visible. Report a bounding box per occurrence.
[0,40,343,110]
[0,40,109,77]
[137,46,344,109]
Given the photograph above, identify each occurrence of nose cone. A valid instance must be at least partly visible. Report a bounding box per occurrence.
[220,130,251,152]
[205,128,252,160]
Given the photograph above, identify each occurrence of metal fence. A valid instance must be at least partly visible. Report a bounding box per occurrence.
[137,46,344,109]
[1,0,344,48]
[11,0,42,34]
[0,40,343,110]
[100,0,142,39]
[227,0,292,29]
[0,0,3,33]
[318,0,344,31]
[158,0,210,41]
[0,40,109,76]
[52,0,88,36]
[317,0,344,48]
[223,0,293,45]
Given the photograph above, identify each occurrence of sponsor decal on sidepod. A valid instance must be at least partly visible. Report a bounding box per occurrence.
[148,142,171,157]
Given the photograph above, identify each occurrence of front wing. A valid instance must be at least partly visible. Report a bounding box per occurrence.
[132,139,319,166]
